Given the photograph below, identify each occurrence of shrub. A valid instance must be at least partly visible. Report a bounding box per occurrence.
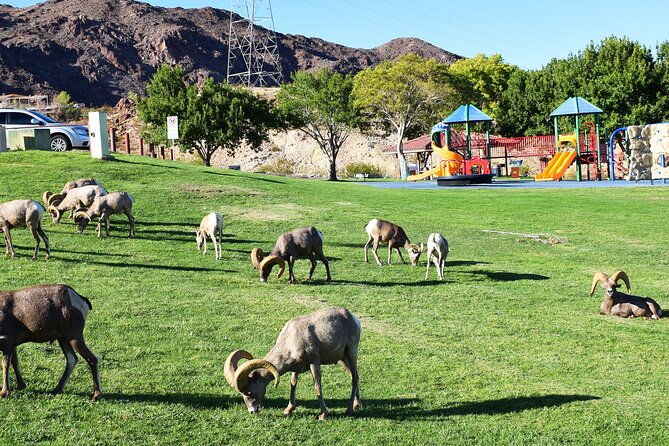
[257,158,295,175]
[344,162,383,178]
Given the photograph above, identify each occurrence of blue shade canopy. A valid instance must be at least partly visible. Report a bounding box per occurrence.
[550,97,603,117]
[431,122,449,135]
[443,104,492,124]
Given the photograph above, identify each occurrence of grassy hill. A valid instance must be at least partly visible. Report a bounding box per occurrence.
[0,151,668,445]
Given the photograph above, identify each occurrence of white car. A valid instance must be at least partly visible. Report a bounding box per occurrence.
[0,108,89,151]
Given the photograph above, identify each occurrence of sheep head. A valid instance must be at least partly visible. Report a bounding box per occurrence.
[73,210,91,234]
[42,191,53,206]
[224,350,280,414]
[589,271,631,298]
[48,205,62,223]
[407,242,424,266]
[195,230,204,251]
[258,254,285,282]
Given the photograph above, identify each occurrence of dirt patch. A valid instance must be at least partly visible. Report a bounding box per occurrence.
[237,203,309,222]
[178,183,264,199]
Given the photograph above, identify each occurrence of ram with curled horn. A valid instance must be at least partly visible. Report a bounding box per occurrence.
[224,307,361,420]
[589,270,662,319]
[250,227,331,284]
[47,185,108,223]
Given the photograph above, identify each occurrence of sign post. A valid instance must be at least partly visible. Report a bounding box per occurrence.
[167,115,179,154]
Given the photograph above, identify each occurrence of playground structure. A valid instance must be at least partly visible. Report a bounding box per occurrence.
[608,123,669,181]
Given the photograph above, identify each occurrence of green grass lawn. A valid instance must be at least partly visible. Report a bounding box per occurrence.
[0,150,668,445]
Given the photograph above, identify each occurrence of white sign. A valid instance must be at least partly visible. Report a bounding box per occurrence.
[167,115,179,140]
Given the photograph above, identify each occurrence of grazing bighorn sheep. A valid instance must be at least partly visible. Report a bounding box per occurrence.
[364,218,423,266]
[0,199,50,260]
[251,226,331,284]
[48,185,108,223]
[0,284,101,400]
[224,307,361,420]
[196,212,223,260]
[590,271,663,319]
[425,232,449,280]
[43,178,101,208]
[74,192,135,238]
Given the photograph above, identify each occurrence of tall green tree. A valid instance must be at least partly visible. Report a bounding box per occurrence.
[448,54,516,122]
[353,54,455,178]
[137,65,281,166]
[276,68,358,181]
[54,91,82,122]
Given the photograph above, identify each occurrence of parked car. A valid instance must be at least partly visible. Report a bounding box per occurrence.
[0,108,89,151]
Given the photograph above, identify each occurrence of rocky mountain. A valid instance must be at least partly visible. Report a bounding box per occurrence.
[0,0,462,106]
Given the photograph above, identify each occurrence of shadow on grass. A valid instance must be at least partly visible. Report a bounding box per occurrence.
[448,260,491,267]
[202,170,287,184]
[110,157,182,170]
[468,270,549,281]
[55,248,132,258]
[102,392,235,409]
[56,258,229,273]
[283,394,599,420]
[330,279,453,287]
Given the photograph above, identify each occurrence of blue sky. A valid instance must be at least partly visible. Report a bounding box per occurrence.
[7,0,669,69]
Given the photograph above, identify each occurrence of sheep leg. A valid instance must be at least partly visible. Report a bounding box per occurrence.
[69,337,102,401]
[104,216,111,238]
[125,210,135,238]
[371,238,383,266]
[307,254,317,280]
[387,241,393,265]
[202,234,208,255]
[3,228,15,258]
[339,355,361,415]
[52,339,78,395]
[10,348,25,390]
[283,372,298,416]
[29,224,41,260]
[309,363,328,420]
[288,256,296,284]
[425,250,433,280]
[36,224,50,259]
[363,234,372,263]
[396,247,406,264]
[209,233,219,260]
[316,251,332,282]
[0,351,11,397]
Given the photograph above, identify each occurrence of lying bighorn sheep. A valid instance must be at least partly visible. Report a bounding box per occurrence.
[74,192,135,238]
[425,232,449,280]
[251,226,331,283]
[364,218,423,266]
[43,178,101,207]
[0,199,50,260]
[48,185,108,223]
[224,307,361,420]
[590,271,663,319]
[196,212,223,259]
[0,284,102,400]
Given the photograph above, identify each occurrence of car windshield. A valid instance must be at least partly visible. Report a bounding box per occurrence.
[29,110,58,123]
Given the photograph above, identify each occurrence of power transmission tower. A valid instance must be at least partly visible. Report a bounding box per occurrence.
[227,0,283,87]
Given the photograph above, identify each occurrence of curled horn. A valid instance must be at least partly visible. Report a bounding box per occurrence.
[259,255,286,279]
[73,210,91,222]
[251,248,265,270]
[420,242,425,253]
[48,205,61,223]
[234,358,280,392]
[224,350,254,389]
[589,271,610,297]
[47,193,65,207]
[42,191,53,206]
[610,271,631,294]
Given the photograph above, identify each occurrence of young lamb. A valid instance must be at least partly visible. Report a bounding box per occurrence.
[590,271,663,319]
[74,192,135,238]
[196,212,223,259]
[48,185,108,223]
[224,307,361,420]
[0,199,50,260]
[364,218,423,266]
[0,284,101,400]
[251,226,331,283]
[425,232,449,280]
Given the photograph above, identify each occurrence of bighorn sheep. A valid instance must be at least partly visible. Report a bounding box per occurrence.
[364,218,423,266]
[196,212,223,260]
[0,199,50,260]
[590,271,663,319]
[425,232,449,280]
[74,192,135,238]
[251,226,331,284]
[224,307,361,420]
[0,284,101,400]
[48,185,108,223]
[43,178,101,208]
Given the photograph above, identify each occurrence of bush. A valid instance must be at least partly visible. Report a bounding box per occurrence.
[344,162,383,178]
[257,158,295,175]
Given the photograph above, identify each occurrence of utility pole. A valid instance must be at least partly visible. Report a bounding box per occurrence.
[227,0,282,87]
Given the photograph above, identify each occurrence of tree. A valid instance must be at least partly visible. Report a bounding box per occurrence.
[352,54,455,178]
[137,65,282,166]
[54,91,82,122]
[275,68,358,180]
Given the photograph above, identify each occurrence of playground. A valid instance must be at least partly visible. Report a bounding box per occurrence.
[382,97,669,187]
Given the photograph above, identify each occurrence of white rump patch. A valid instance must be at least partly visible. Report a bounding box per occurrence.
[68,288,90,320]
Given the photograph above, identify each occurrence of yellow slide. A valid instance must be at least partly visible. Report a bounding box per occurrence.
[407,142,464,181]
[535,149,577,181]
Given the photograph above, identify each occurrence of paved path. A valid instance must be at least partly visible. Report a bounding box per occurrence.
[356,179,669,190]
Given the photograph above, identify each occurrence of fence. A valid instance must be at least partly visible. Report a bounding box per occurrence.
[108,128,175,161]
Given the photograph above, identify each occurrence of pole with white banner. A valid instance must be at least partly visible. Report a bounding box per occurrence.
[167,115,179,155]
